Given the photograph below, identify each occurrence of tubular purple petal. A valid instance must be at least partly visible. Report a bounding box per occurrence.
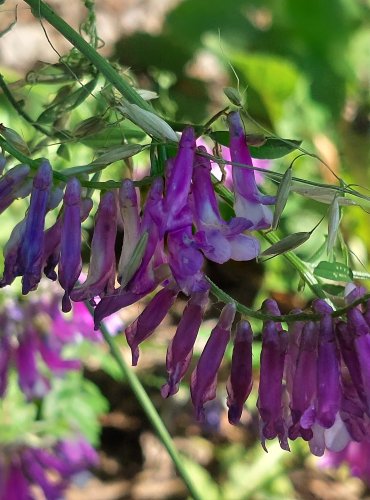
[348,307,370,416]
[257,318,289,448]
[190,302,236,421]
[226,320,253,425]
[125,285,179,365]
[20,160,53,294]
[337,320,366,405]
[58,178,83,312]
[161,289,209,398]
[315,307,341,428]
[289,321,318,440]
[163,126,196,225]
[228,111,273,229]
[70,191,117,302]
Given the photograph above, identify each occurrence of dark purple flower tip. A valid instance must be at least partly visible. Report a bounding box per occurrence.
[125,285,179,366]
[20,160,53,295]
[161,289,209,398]
[312,299,333,315]
[0,163,30,198]
[70,191,117,302]
[190,302,235,421]
[226,320,253,425]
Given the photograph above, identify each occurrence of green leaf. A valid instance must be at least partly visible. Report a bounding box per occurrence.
[313,261,354,282]
[209,132,301,159]
[322,284,345,296]
[260,232,311,257]
[80,126,146,148]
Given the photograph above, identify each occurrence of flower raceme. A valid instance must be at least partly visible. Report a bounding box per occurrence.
[3,112,370,459]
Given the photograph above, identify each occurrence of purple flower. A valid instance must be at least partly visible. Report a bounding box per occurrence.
[347,307,370,416]
[190,302,236,421]
[0,163,31,214]
[313,301,341,429]
[19,160,53,295]
[289,321,318,441]
[161,289,209,398]
[70,191,117,302]
[192,149,260,263]
[228,111,274,230]
[159,127,196,235]
[226,320,254,425]
[257,299,289,450]
[58,180,93,312]
[125,284,179,365]
[167,226,206,295]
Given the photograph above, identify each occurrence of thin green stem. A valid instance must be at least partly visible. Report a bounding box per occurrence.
[87,304,204,500]
[23,0,151,110]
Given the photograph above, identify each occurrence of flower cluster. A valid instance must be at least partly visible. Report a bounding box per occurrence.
[0,111,271,403]
[0,435,98,499]
[252,293,370,456]
[4,107,370,462]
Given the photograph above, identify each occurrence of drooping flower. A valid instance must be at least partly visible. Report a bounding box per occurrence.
[161,289,209,398]
[289,320,318,441]
[190,302,236,421]
[58,179,93,312]
[226,320,254,425]
[257,299,289,450]
[70,191,117,302]
[125,283,179,366]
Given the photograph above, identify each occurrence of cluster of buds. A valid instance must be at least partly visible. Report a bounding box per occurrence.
[0,435,98,499]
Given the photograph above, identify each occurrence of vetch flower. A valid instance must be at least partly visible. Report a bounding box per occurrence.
[70,191,117,302]
[228,111,274,230]
[58,179,93,312]
[226,320,254,425]
[125,283,179,365]
[190,302,236,421]
[192,149,260,263]
[257,299,289,450]
[161,289,209,398]
[313,300,341,429]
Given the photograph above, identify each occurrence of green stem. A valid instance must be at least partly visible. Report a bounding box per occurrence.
[87,304,204,500]
[23,0,151,110]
